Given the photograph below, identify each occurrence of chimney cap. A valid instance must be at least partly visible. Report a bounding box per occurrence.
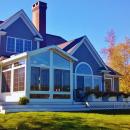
[32,1,47,8]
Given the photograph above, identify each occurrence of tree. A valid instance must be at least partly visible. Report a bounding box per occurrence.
[102,30,130,92]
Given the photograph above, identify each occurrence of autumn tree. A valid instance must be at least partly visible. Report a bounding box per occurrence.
[102,30,130,92]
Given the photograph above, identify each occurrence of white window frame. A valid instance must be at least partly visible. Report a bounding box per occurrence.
[6,36,32,53]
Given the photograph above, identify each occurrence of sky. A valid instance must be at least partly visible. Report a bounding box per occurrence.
[0,0,130,54]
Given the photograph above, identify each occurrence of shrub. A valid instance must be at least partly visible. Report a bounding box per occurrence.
[94,92,103,98]
[18,97,29,105]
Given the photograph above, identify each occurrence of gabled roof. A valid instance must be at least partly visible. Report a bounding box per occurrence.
[45,34,67,46]
[0,10,43,40]
[106,66,122,76]
[58,36,108,70]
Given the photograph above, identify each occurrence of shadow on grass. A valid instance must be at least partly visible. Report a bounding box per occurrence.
[85,109,130,115]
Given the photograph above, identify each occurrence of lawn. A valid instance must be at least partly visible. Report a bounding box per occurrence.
[0,111,130,130]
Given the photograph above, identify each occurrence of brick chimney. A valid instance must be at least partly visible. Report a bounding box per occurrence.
[32,1,47,37]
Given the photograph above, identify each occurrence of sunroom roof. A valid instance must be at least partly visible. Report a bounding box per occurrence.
[0,45,78,66]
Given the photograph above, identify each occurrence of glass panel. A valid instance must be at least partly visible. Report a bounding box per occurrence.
[16,39,24,53]
[13,67,25,91]
[105,79,112,92]
[31,67,40,91]
[53,94,70,99]
[2,71,11,92]
[54,69,62,92]
[76,63,92,75]
[84,76,92,92]
[77,76,84,90]
[54,69,70,92]
[24,40,32,51]
[30,94,50,99]
[7,37,15,52]
[94,77,102,92]
[40,69,49,91]
[53,53,70,69]
[14,60,25,67]
[30,51,50,66]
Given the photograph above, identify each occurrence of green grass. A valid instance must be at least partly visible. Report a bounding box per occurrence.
[0,111,130,130]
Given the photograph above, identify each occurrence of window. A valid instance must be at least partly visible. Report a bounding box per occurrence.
[94,77,102,92]
[40,69,49,91]
[53,53,70,69]
[54,69,70,92]
[31,67,40,91]
[76,63,92,75]
[7,37,15,52]
[31,67,49,91]
[30,94,50,99]
[30,51,50,66]
[13,67,25,91]
[77,76,93,92]
[6,37,32,53]
[2,71,11,92]
[24,40,32,51]
[53,94,70,99]
[105,78,112,92]
[84,76,93,90]
[16,39,24,53]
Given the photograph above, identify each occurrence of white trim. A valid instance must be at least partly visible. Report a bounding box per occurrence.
[0,10,43,39]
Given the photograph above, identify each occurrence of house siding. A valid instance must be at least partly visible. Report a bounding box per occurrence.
[72,43,102,75]
[0,18,37,57]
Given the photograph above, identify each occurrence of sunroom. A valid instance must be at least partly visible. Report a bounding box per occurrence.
[0,46,77,103]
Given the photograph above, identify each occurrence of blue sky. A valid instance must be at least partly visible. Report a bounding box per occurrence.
[0,0,130,54]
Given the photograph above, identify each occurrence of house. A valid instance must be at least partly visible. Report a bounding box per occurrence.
[0,1,121,105]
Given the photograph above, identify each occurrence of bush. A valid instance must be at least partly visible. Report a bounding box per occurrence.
[18,97,29,105]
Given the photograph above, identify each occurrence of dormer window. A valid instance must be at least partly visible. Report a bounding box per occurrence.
[6,36,33,53]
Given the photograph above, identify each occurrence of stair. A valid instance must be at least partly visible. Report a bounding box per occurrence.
[0,103,87,114]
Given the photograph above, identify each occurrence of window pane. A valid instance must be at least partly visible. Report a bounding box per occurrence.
[24,40,32,51]
[53,94,70,99]
[40,69,49,91]
[16,39,23,53]
[84,76,92,91]
[105,79,112,92]
[53,53,70,69]
[54,69,70,92]
[63,70,70,92]
[30,51,50,66]
[77,76,84,90]
[54,69,62,91]
[30,94,50,99]
[31,67,40,91]
[76,63,92,75]
[94,77,102,92]
[2,71,11,92]
[14,67,25,91]
[7,37,15,52]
